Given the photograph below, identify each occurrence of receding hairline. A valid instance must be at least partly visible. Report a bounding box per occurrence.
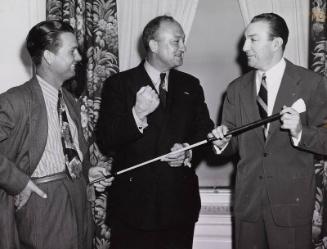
[153,19,184,39]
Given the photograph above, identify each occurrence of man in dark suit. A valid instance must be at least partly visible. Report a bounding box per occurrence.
[0,20,112,249]
[210,13,327,249]
[96,15,213,249]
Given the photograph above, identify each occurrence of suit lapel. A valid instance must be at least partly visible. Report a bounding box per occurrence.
[239,71,265,142]
[132,61,157,94]
[166,70,177,111]
[154,70,178,153]
[62,88,89,155]
[133,61,168,132]
[266,60,300,141]
[29,78,48,170]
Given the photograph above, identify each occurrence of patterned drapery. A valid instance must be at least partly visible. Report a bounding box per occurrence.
[310,1,327,248]
[46,0,119,248]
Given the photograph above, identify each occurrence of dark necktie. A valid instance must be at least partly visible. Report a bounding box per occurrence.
[57,89,82,179]
[257,74,268,137]
[159,73,167,108]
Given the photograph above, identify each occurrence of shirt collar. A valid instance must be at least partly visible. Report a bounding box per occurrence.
[144,60,169,89]
[36,75,60,105]
[256,58,286,81]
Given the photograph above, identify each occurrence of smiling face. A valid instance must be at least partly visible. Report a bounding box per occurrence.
[243,21,279,71]
[149,21,186,71]
[50,32,81,83]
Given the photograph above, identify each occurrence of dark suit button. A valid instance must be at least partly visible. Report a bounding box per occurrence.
[263,152,269,157]
[259,176,263,179]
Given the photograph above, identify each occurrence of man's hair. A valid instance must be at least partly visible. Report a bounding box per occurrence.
[26,20,75,66]
[142,15,179,52]
[251,13,289,50]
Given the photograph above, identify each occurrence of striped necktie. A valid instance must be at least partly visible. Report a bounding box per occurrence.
[257,74,268,137]
[159,73,167,108]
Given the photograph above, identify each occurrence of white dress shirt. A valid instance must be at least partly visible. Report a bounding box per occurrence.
[256,58,286,133]
[32,76,83,177]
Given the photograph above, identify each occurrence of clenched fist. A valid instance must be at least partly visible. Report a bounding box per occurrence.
[134,86,160,120]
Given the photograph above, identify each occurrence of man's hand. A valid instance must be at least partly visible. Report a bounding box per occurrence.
[88,166,114,192]
[209,125,231,149]
[14,180,47,210]
[134,86,160,121]
[161,143,189,167]
[280,106,302,139]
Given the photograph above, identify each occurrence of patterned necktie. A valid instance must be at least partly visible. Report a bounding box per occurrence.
[57,89,82,179]
[159,73,167,108]
[257,74,268,137]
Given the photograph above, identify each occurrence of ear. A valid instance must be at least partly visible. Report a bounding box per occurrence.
[149,39,158,53]
[272,37,283,51]
[43,50,55,64]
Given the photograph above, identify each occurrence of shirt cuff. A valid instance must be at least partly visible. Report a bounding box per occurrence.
[292,130,302,146]
[132,107,148,133]
[182,143,192,168]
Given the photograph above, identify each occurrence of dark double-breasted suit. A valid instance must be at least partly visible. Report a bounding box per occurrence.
[221,60,327,227]
[97,62,214,230]
[0,77,92,249]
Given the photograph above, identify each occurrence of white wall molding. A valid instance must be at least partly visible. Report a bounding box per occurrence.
[194,188,233,249]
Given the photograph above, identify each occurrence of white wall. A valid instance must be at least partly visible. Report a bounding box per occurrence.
[0,0,45,93]
[180,0,245,187]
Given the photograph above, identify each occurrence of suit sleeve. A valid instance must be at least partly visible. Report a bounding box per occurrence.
[220,82,239,156]
[96,75,143,155]
[187,80,214,144]
[0,95,29,194]
[298,76,327,155]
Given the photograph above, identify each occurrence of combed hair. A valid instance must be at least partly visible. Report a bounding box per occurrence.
[251,13,289,50]
[26,20,74,66]
[142,15,177,52]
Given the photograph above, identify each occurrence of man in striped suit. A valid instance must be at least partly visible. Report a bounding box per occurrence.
[0,20,113,249]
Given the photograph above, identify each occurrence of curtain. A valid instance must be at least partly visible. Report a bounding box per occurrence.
[117,0,199,71]
[46,1,119,248]
[310,1,327,248]
[237,0,309,67]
